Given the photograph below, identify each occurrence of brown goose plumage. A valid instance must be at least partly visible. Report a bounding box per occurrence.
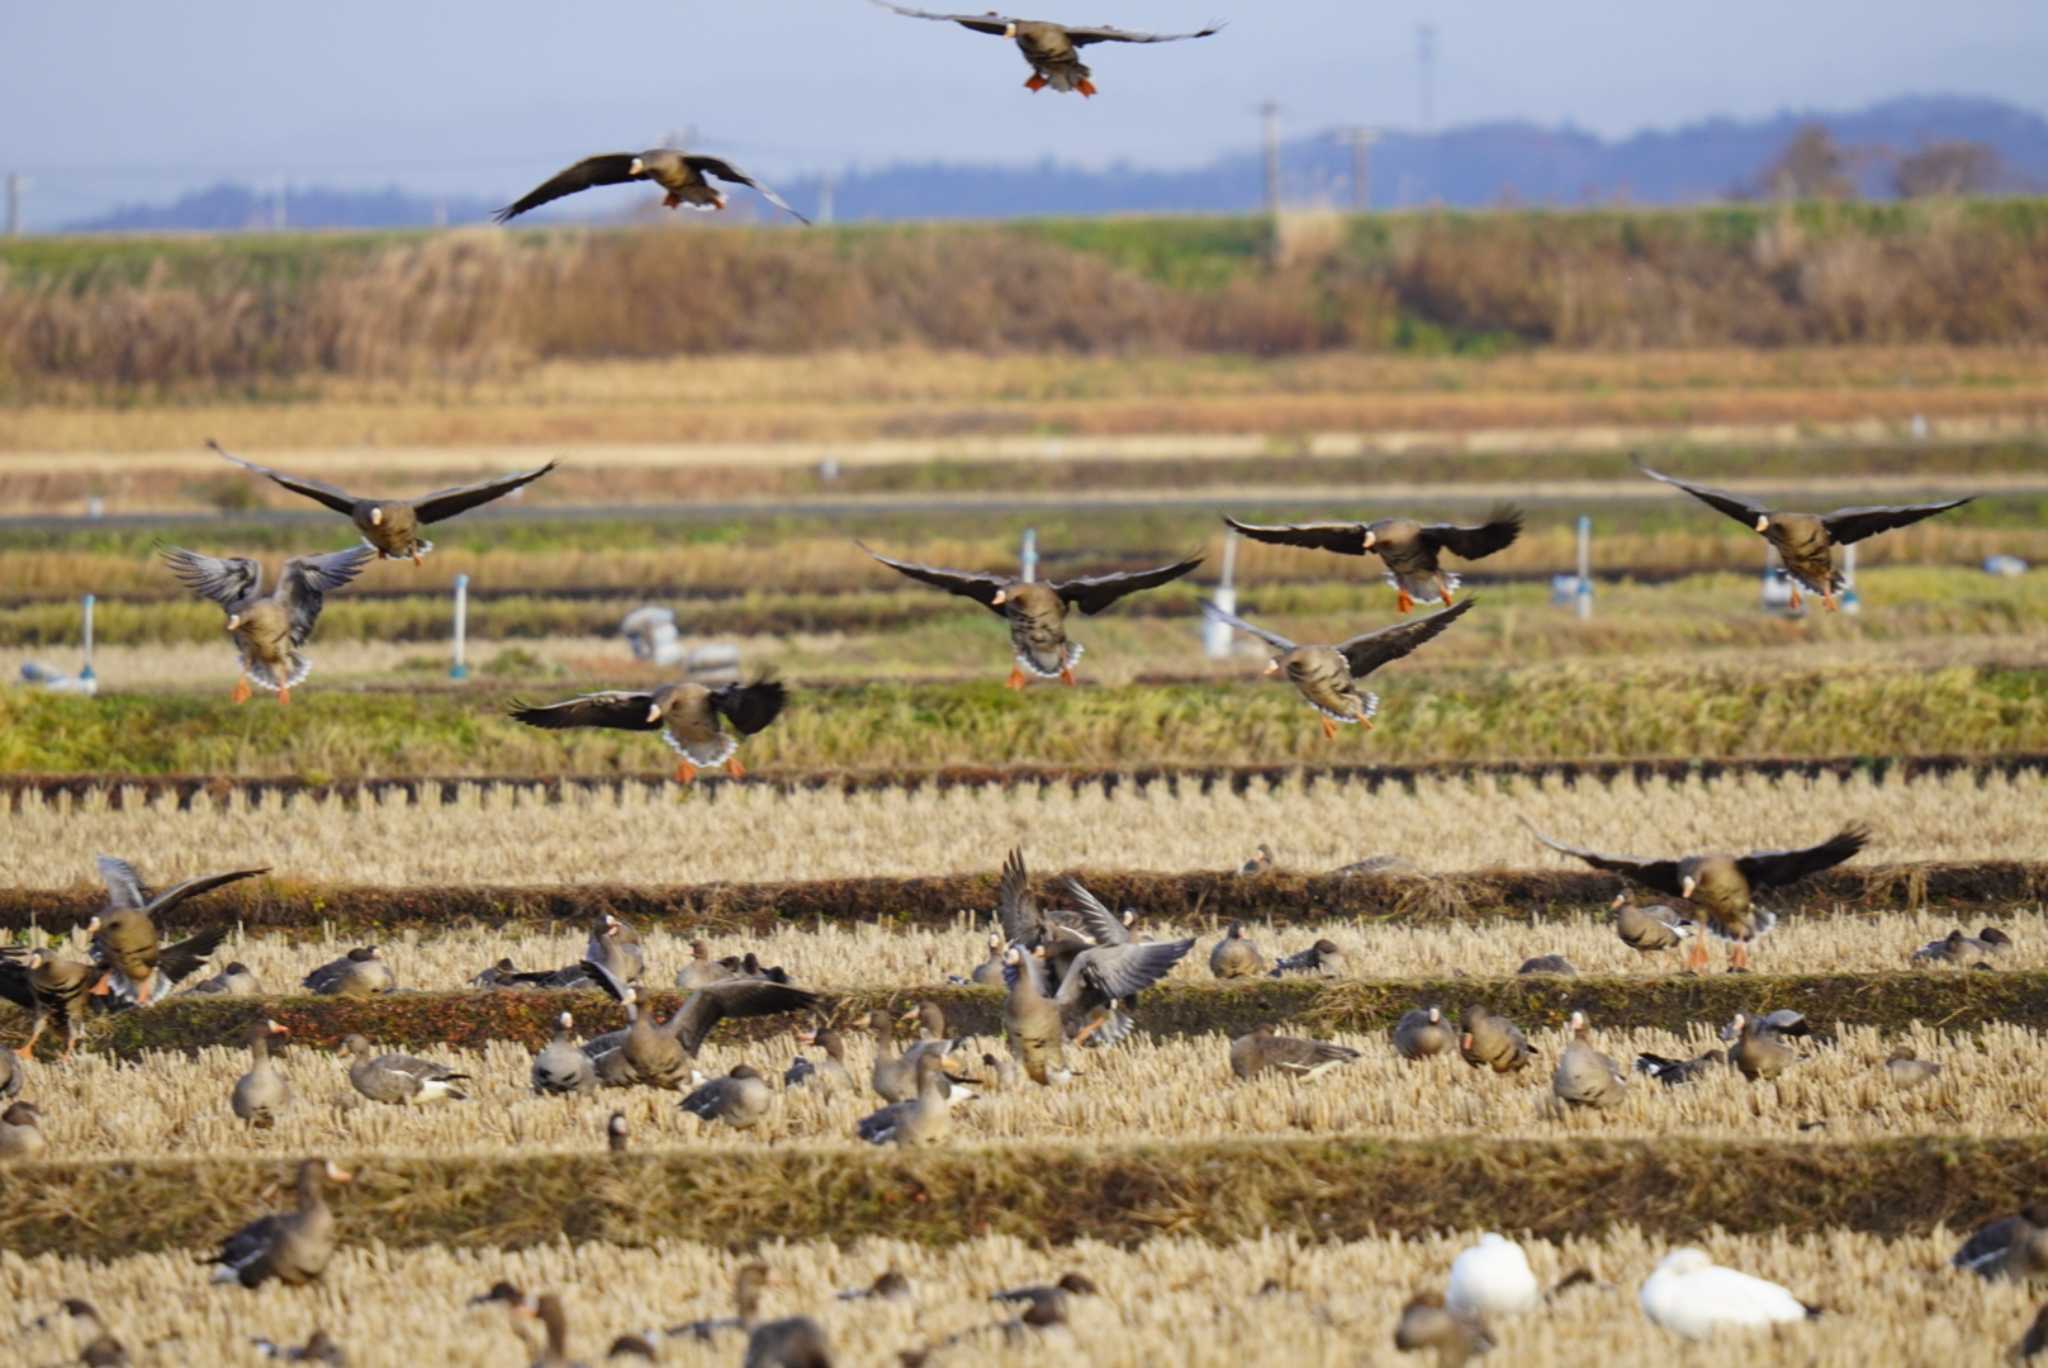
[0,948,105,1059]
[869,1,1223,96]
[1634,457,1971,611]
[581,961,818,1089]
[160,544,375,703]
[210,440,558,564]
[1225,507,1520,614]
[1229,1024,1360,1081]
[863,543,1201,687]
[1458,1005,1536,1074]
[1392,1005,1454,1060]
[1551,1010,1628,1110]
[205,1157,351,1288]
[231,1019,292,1127]
[1205,598,1476,739]
[510,679,787,784]
[495,149,809,225]
[1526,820,1869,972]
[86,855,264,1005]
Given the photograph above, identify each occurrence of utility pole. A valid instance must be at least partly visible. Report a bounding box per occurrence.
[1342,128,1379,211]
[1417,24,1437,134]
[817,172,836,226]
[5,174,23,236]
[1258,100,1281,217]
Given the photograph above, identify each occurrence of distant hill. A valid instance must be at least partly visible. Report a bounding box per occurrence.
[62,94,2048,232]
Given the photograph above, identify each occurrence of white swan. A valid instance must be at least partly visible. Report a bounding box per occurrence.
[1639,1248,1817,1339]
[1445,1233,1542,1317]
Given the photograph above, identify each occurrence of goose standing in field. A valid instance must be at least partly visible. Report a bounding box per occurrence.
[0,1100,47,1161]
[856,1051,956,1147]
[1236,843,1275,875]
[206,1157,351,1288]
[302,945,396,997]
[1719,1008,1811,1042]
[1637,1247,1820,1339]
[0,948,105,1059]
[1634,1049,1726,1087]
[1393,1006,1454,1061]
[160,544,375,704]
[582,960,818,1089]
[1229,1024,1360,1081]
[514,1292,589,1368]
[868,1,1224,96]
[1517,954,1578,977]
[744,1315,832,1368]
[84,854,264,1006]
[679,1064,775,1132]
[533,1012,598,1096]
[587,914,646,985]
[210,440,558,564]
[1205,597,1478,738]
[252,1328,346,1363]
[1884,1047,1942,1090]
[1952,1203,2048,1280]
[862,542,1201,688]
[494,149,809,225]
[667,1261,771,1341]
[1270,938,1346,978]
[675,940,727,990]
[868,1007,921,1103]
[1458,1005,1536,1074]
[1634,456,1971,611]
[231,1019,292,1127]
[1611,892,1696,956]
[1445,1233,1542,1318]
[187,961,261,997]
[838,1269,914,1303]
[1393,1291,1493,1367]
[0,1046,19,1101]
[787,1027,853,1093]
[1912,926,2013,968]
[1552,1011,1628,1110]
[969,929,1008,986]
[1726,1012,1800,1082]
[1209,920,1265,978]
[510,679,788,784]
[1524,820,1869,972]
[1225,506,1521,614]
[343,1034,471,1105]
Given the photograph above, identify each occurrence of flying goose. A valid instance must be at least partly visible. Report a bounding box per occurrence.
[0,948,105,1058]
[868,2,1222,95]
[1637,1247,1819,1339]
[511,679,788,784]
[1552,1011,1628,1109]
[210,440,557,564]
[1225,507,1521,614]
[302,945,396,997]
[160,544,375,704]
[1393,1291,1493,1367]
[1228,1024,1360,1081]
[1635,456,1971,611]
[85,855,263,1005]
[344,1034,470,1105]
[1392,1006,1454,1060]
[1003,934,1195,1083]
[1612,892,1696,956]
[1445,1233,1542,1317]
[679,1064,774,1131]
[582,960,817,1088]
[856,1051,956,1147]
[863,542,1201,687]
[533,1012,598,1096]
[206,1158,351,1288]
[1458,1005,1536,1074]
[496,150,809,225]
[1204,597,1477,738]
[1953,1203,2048,1280]
[1524,821,1869,972]
[1209,920,1265,978]
[231,1019,292,1127]
[0,1100,47,1161]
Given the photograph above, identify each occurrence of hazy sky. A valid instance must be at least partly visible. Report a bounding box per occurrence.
[5,1,2045,224]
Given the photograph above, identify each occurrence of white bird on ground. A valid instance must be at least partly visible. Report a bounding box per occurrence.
[1445,1233,1542,1318]
[1638,1248,1819,1339]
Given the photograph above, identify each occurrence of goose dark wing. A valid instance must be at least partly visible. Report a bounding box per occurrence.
[1633,457,1769,528]
[683,157,812,225]
[1065,21,1226,45]
[160,547,263,609]
[865,1,1014,35]
[207,441,362,516]
[1053,554,1203,615]
[0,956,35,1011]
[493,154,641,223]
[143,867,269,918]
[1222,516,1370,556]
[1061,877,1129,946]
[1334,597,1475,677]
[708,679,789,736]
[862,544,1010,616]
[1735,825,1870,888]
[997,848,1040,945]
[1418,506,1522,560]
[1821,499,1972,546]
[96,855,150,910]
[1521,819,1687,897]
[670,980,819,1054]
[154,926,231,984]
[412,462,558,524]
[508,692,663,732]
[278,546,376,646]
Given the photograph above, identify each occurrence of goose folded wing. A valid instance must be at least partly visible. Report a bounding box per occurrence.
[1821,499,1972,545]
[279,546,376,645]
[412,461,559,523]
[1419,506,1522,559]
[1054,554,1203,615]
[1201,602,1296,653]
[1736,825,1870,887]
[160,548,263,609]
[1336,596,1475,676]
[1520,819,1687,896]
[510,691,665,732]
[1222,516,1370,555]
[208,441,363,515]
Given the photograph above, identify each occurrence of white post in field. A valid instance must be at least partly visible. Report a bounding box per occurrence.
[1204,531,1240,659]
[450,575,470,680]
[80,594,96,684]
[1574,515,1593,620]
[1841,542,1861,613]
[1019,528,1038,583]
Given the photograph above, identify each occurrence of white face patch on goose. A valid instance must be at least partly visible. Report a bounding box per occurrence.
[369,507,383,525]
[1755,515,1771,532]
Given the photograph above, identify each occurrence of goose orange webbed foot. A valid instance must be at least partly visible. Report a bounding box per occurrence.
[231,677,252,704]
[1076,78,1097,97]
[724,757,746,780]
[1024,73,1048,91]
[673,761,699,785]
[1319,716,1338,741]
[1058,666,1077,687]
[1394,590,1415,615]
[276,687,291,707]
[1005,667,1028,691]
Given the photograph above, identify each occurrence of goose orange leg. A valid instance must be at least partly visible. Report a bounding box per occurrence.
[15,1017,43,1059]
[1728,942,1752,973]
[1435,574,1457,606]
[663,191,683,208]
[230,675,252,704]
[673,760,699,785]
[1024,73,1048,91]
[724,756,746,780]
[1820,591,1839,612]
[1684,937,1710,974]
[1076,78,1097,97]
[1787,584,1803,612]
[1394,589,1415,615]
[276,687,291,707]
[411,550,423,568]
[1319,715,1338,741]
[1005,667,1028,690]
[1058,666,1077,687]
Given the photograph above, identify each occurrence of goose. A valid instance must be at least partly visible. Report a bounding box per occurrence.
[868,2,1223,96]
[675,940,727,990]
[1551,1011,1627,1109]
[787,1027,853,1092]
[231,1019,292,1127]
[1060,876,1140,947]
[302,945,395,997]
[1517,954,1578,977]
[1637,1247,1819,1339]
[187,961,261,997]
[1912,927,2011,968]
[1237,843,1275,875]
[511,680,788,784]
[84,854,263,1005]
[253,1329,346,1363]
[1225,506,1521,614]
[1635,456,1970,611]
[1270,938,1345,978]
[679,1065,774,1131]
[1003,934,1195,1083]
[517,1292,591,1368]
[533,1012,598,1096]
[1525,820,1869,972]
[744,1316,832,1368]
[606,1334,657,1361]
[868,1007,921,1103]
[582,960,817,1088]
[968,929,1010,985]
[343,1034,471,1105]
[1445,1233,1542,1317]
[160,545,374,704]
[0,948,105,1058]
[1204,597,1477,738]
[495,150,808,225]
[982,1051,1020,1091]
[862,542,1201,688]
[1209,920,1266,978]
[1459,1005,1537,1074]
[1229,1024,1360,1081]
[838,1270,914,1302]
[1392,1006,1454,1061]
[1885,1047,1942,1090]
[1612,892,1695,955]
[1726,1013,1799,1082]
[606,1112,629,1153]
[1953,1203,2048,1280]
[206,1158,351,1287]
[856,1051,956,1147]
[2015,1300,2048,1361]
[1393,1291,1492,1366]
[1635,1049,1726,1086]
[212,440,555,564]
[0,1099,47,1161]
[0,1045,18,1101]
[668,1262,770,1342]
[583,914,645,984]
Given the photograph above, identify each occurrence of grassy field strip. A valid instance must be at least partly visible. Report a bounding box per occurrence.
[6,1227,2044,1367]
[33,973,2048,1061]
[7,1136,2048,1259]
[5,767,2038,888]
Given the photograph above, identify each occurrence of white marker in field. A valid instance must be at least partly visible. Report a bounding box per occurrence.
[450,574,470,680]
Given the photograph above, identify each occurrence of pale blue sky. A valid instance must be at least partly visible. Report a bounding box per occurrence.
[5,1,2044,224]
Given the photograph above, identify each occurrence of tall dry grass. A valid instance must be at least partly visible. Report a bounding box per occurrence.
[4,769,2038,889]
[10,1226,2037,1367]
